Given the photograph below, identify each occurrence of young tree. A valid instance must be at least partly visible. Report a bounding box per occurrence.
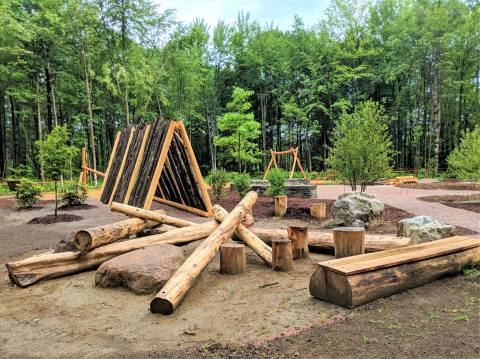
[215,87,260,172]
[36,126,79,217]
[447,125,480,181]
[327,100,394,192]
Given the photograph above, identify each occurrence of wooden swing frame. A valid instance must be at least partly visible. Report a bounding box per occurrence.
[263,147,307,180]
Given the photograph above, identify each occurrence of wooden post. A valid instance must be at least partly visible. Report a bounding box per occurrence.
[289,148,298,179]
[81,146,87,190]
[213,205,272,266]
[150,191,258,314]
[220,243,246,275]
[272,239,293,271]
[333,227,366,259]
[108,129,135,205]
[274,195,288,217]
[288,225,309,259]
[310,203,326,219]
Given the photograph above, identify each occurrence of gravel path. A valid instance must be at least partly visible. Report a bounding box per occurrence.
[317,185,480,234]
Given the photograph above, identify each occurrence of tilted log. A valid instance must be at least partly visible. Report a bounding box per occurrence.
[309,236,480,308]
[6,221,218,288]
[73,210,166,252]
[150,191,258,315]
[110,202,194,228]
[213,205,272,266]
[250,228,412,253]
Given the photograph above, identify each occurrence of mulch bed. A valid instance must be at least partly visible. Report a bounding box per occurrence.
[443,202,480,214]
[419,194,480,202]
[28,214,83,225]
[58,203,97,211]
[397,180,480,191]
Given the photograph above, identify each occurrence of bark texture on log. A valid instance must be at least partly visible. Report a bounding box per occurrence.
[310,203,326,219]
[6,222,217,288]
[272,239,293,271]
[333,227,365,258]
[274,195,287,217]
[110,202,194,228]
[73,212,165,252]
[213,205,272,266]
[150,191,258,315]
[309,236,480,308]
[220,243,246,275]
[288,225,309,259]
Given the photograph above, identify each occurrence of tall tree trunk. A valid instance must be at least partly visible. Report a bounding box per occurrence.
[82,44,98,186]
[9,96,20,167]
[432,61,442,175]
[0,89,5,178]
[44,57,58,127]
[35,70,45,181]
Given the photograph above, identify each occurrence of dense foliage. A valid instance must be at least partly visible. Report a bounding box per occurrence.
[15,179,41,208]
[327,100,394,191]
[230,172,252,197]
[61,185,87,206]
[447,125,480,180]
[266,168,288,197]
[0,0,479,181]
[206,169,229,200]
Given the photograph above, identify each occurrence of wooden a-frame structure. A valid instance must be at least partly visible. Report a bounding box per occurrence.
[263,147,307,180]
[99,119,213,217]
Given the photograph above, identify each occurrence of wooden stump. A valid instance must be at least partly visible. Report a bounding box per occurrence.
[288,225,309,259]
[274,195,288,217]
[272,239,293,271]
[310,203,326,219]
[333,227,365,259]
[220,243,246,275]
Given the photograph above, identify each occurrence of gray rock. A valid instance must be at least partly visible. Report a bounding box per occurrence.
[331,192,384,228]
[95,244,184,294]
[397,216,456,243]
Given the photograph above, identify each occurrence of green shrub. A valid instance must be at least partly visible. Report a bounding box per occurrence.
[61,185,87,206]
[15,179,41,208]
[447,125,480,181]
[206,169,229,200]
[7,165,34,179]
[230,172,251,197]
[266,168,288,197]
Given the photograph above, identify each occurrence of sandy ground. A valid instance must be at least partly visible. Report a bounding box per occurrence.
[1,193,479,358]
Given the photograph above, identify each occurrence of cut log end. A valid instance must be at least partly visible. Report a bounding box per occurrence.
[150,297,174,315]
[73,231,92,252]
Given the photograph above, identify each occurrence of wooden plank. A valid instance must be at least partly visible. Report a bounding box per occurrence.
[124,124,151,204]
[289,147,298,179]
[153,196,212,217]
[176,121,213,214]
[108,128,135,205]
[99,131,121,197]
[143,122,176,210]
[320,237,480,276]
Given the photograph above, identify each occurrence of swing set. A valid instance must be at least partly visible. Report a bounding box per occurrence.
[263,147,307,180]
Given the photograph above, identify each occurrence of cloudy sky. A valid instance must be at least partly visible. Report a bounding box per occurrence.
[159,0,331,30]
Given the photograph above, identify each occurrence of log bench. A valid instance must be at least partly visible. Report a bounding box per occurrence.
[309,236,480,308]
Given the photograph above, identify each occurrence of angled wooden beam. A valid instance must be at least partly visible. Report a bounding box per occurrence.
[99,131,121,197]
[108,128,135,205]
[124,124,151,204]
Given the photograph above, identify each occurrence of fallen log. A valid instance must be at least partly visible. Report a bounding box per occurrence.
[73,210,166,252]
[309,236,480,307]
[250,228,412,253]
[213,206,272,266]
[110,202,195,228]
[150,191,258,315]
[6,221,217,288]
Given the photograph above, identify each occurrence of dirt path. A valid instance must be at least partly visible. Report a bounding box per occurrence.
[317,185,480,234]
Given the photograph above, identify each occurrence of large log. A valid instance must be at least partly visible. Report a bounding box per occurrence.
[309,236,480,308]
[73,211,165,252]
[213,206,272,265]
[250,228,412,253]
[110,202,194,228]
[6,221,218,288]
[150,191,258,315]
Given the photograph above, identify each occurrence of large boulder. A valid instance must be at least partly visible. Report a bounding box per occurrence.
[397,216,456,243]
[331,192,384,228]
[95,244,184,294]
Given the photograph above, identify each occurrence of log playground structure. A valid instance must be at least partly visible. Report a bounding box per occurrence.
[263,147,307,180]
[5,118,480,316]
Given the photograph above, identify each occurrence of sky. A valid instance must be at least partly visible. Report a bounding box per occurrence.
[159,0,331,30]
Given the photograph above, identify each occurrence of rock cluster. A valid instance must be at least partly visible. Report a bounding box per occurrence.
[397,216,456,243]
[331,192,385,228]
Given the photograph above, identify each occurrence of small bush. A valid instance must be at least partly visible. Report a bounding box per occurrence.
[266,168,288,197]
[206,169,229,200]
[61,185,87,206]
[15,179,41,208]
[231,172,251,197]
